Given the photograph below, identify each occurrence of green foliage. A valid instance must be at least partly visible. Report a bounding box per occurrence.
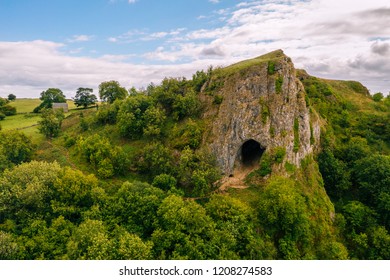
[259,97,269,124]
[109,181,166,237]
[73,88,97,108]
[8,94,16,101]
[257,153,272,177]
[112,228,153,260]
[0,104,17,116]
[34,88,66,113]
[0,97,16,118]
[353,155,390,228]
[172,91,202,120]
[213,94,223,104]
[67,219,111,260]
[136,142,174,178]
[177,147,221,197]
[76,134,128,178]
[38,108,65,138]
[117,94,166,139]
[0,161,62,224]
[95,102,119,124]
[272,147,286,164]
[191,70,209,92]
[372,92,384,102]
[0,130,35,168]
[172,119,204,149]
[318,149,351,199]
[152,174,177,191]
[267,61,276,75]
[98,80,128,104]
[293,118,300,152]
[275,76,283,94]
[258,177,311,259]
[0,97,9,107]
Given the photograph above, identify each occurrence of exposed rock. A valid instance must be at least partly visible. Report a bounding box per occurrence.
[201,50,320,176]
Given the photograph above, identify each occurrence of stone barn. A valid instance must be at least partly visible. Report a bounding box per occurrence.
[52,103,69,113]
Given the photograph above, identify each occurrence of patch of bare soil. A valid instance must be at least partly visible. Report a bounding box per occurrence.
[218,164,257,191]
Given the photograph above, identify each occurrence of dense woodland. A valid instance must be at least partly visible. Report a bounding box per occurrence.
[0,59,389,260]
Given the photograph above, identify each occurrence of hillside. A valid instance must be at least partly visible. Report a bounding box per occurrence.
[0,50,389,260]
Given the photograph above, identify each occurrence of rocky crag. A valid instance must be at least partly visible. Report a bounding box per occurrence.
[202,50,320,178]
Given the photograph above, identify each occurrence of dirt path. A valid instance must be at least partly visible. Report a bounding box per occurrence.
[218,164,257,191]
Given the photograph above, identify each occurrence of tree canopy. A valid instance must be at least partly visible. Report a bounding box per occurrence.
[98,81,127,104]
[73,88,97,108]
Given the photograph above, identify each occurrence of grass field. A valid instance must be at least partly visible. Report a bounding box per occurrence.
[9,98,77,113]
[0,99,77,144]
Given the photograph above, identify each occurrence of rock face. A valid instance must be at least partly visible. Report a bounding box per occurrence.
[202,50,320,176]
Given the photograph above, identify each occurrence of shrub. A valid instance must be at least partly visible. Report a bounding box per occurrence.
[273,147,286,164]
[267,61,276,75]
[275,77,283,94]
[152,174,177,191]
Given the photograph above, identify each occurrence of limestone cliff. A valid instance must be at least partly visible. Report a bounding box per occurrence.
[201,50,320,176]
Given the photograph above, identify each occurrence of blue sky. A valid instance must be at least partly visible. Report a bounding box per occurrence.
[1,0,390,98]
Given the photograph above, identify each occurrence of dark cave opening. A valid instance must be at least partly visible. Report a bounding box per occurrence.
[241,139,265,166]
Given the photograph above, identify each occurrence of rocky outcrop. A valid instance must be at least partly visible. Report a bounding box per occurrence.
[202,50,320,176]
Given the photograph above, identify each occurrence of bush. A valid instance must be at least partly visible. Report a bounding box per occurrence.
[152,174,177,191]
[273,147,286,164]
[76,134,128,178]
[1,104,16,116]
[136,142,174,177]
[38,109,65,138]
[275,77,283,94]
[0,131,35,165]
[372,92,384,102]
[257,153,272,177]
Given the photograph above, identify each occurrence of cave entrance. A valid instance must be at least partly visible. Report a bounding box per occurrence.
[241,139,265,167]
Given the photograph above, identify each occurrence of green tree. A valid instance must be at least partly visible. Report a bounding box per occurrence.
[0,97,16,117]
[98,81,128,104]
[38,108,65,138]
[108,181,166,238]
[257,177,312,259]
[136,142,174,177]
[66,219,111,260]
[353,154,390,228]
[318,149,351,199]
[34,88,66,113]
[7,94,16,101]
[112,228,153,260]
[0,231,20,259]
[152,195,217,259]
[0,131,35,166]
[372,92,384,102]
[76,134,129,178]
[0,161,62,224]
[73,88,97,108]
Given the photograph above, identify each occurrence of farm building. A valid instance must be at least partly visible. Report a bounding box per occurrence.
[52,103,68,112]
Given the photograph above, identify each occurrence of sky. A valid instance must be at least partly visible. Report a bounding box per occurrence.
[0,0,390,98]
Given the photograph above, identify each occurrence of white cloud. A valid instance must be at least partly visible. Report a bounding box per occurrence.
[128,0,137,3]
[209,0,221,3]
[68,35,94,43]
